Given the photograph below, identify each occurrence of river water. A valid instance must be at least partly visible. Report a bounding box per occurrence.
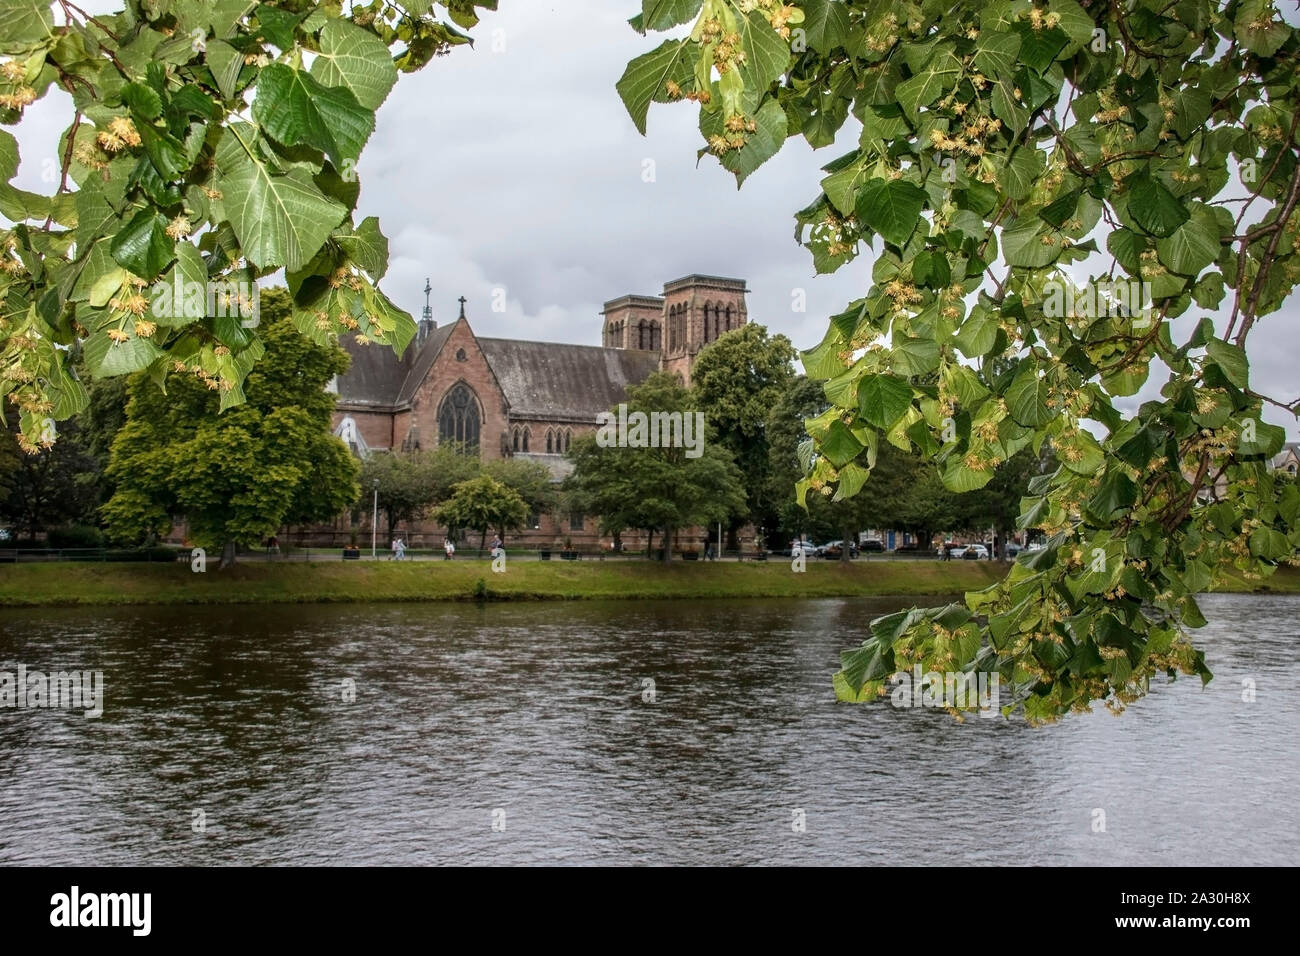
[0,594,1296,865]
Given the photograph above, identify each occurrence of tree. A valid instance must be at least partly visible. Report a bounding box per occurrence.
[622,1,1300,720]
[0,1,497,450]
[433,474,528,551]
[484,457,558,521]
[567,371,747,561]
[0,409,99,538]
[102,288,358,567]
[359,444,479,541]
[769,376,940,559]
[690,323,796,547]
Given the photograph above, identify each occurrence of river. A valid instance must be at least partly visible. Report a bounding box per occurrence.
[0,594,1296,865]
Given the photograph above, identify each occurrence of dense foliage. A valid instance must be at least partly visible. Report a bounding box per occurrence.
[621,0,1300,720]
[0,0,495,450]
[102,287,358,565]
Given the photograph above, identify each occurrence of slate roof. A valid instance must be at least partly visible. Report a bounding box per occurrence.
[335,325,451,408]
[1271,442,1300,470]
[478,338,660,421]
[334,322,660,421]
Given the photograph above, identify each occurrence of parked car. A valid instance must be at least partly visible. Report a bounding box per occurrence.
[961,544,990,560]
[0,527,10,541]
[1005,542,1023,558]
[942,544,965,559]
[860,539,884,552]
[818,540,859,558]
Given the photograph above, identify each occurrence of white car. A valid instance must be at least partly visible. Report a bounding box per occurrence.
[961,544,990,560]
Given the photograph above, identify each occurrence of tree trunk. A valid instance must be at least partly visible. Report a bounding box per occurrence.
[219,539,237,569]
[661,526,673,562]
[646,529,654,558]
[479,528,487,552]
[840,522,854,563]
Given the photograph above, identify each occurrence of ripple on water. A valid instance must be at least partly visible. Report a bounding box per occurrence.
[0,594,1296,865]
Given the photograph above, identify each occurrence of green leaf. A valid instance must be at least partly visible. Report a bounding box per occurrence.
[1156,206,1220,276]
[638,0,703,31]
[1127,173,1189,238]
[311,19,399,112]
[1011,21,1067,73]
[942,456,995,492]
[1087,469,1138,521]
[83,329,165,378]
[1205,338,1248,389]
[1000,147,1044,202]
[953,309,998,358]
[801,0,850,49]
[735,9,791,98]
[1001,218,1062,268]
[892,335,940,377]
[335,216,389,279]
[254,64,374,166]
[1005,365,1056,427]
[855,178,927,247]
[213,123,348,272]
[255,4,304,49]
[973,30,1021,77]
[0,0,55,51]
[857,374,913,430]
[205,40,245,102]
[895,46,960,120]
[0,128,17,181]
[1240,420,1285,458]
[821,419,864,467]
[110,207,176,279]
[702,97,788,185]
[616,39,696,135]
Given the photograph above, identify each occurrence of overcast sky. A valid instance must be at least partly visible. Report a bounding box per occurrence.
[11,1,1300,439]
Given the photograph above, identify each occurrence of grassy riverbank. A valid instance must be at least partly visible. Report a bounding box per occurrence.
[1,559,1298,607]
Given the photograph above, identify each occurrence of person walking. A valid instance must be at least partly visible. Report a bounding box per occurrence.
[394,537,406,561]
[443,536,455,560]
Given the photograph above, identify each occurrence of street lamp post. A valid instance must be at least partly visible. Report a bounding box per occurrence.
[371,479,379,559]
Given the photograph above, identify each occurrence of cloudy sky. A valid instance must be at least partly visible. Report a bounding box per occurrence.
[11,1,1300,439]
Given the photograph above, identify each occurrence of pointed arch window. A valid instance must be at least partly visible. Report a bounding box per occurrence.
[546,429,554,454]
[522,427,530,452]
[438,383,481,451]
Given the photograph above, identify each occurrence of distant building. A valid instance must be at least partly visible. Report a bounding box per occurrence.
[320,276,749,548]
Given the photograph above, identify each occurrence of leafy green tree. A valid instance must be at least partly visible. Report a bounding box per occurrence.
[359,444,479,541]
[102,288,357,567]
[769,375,943,559]
[484,457,558,519]
[568,371,747,561]
[622,0,1300,720]
[0,1,497,449]
[691,322,796,547]
[0,410,99,538]
[433,474,528,551]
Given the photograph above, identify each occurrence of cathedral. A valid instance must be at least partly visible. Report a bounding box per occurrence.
[327,274,750,548]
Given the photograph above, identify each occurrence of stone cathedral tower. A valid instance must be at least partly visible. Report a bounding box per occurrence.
[600,274,748,387]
